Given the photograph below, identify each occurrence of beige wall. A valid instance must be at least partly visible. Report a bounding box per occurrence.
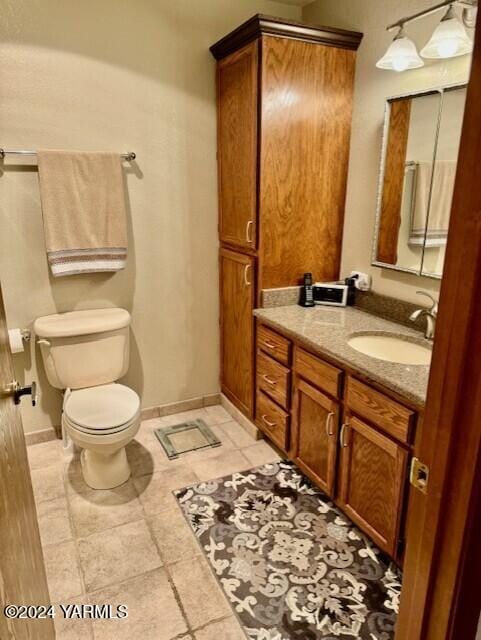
[0,0,301,433]
[303,0,472,301]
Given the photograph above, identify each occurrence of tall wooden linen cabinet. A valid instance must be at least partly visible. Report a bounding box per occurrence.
[211,15,362,418]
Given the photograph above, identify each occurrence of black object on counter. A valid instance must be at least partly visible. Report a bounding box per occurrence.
[299,272,315,307]
[344,277,356,306]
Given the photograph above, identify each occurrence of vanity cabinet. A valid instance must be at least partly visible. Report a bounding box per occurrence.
[255,320,421,561]
[212,15,362,418]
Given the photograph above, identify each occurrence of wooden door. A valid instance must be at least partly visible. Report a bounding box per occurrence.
[291,378,339,497]
[217,41,258,251]
[338,412,408,557]
[0,285,54,639]
[259,35,357,288]
[396,9,481,638]
[220,248,255,417]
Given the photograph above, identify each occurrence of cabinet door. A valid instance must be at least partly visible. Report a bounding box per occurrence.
[291,377,339,497]
[217,41,258,250]
[220,248,255,417]
[259,36,356,288]
[338,412,409,557]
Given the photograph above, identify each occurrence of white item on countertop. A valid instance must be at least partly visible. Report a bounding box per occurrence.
[349,271,372,292]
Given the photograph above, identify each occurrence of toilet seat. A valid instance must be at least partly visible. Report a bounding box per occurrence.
[64,412,139,436]
[64,383,140,436]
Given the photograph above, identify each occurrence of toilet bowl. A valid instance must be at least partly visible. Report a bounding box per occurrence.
[34,308,141,490]
[63,383,140,489]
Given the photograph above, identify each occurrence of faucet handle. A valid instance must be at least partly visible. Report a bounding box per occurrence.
[416,291,438,315]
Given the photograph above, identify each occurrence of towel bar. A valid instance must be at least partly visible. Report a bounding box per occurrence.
[0,149,136,161]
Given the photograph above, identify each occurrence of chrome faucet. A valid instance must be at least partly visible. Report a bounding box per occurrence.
[409,291,438,340]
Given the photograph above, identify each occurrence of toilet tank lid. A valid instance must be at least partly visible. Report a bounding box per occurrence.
[34,308,131,338]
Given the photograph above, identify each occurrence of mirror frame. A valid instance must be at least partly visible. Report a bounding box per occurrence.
[371,83,467,280]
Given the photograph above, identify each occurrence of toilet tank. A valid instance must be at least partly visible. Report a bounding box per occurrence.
[34,308,131,390]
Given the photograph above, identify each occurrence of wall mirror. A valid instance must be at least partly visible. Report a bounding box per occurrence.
[372,84,467,279]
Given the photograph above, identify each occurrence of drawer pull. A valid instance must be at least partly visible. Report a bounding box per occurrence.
[263,341,276,350]
[262,415,277,429]
[340,422,350,448]
[325,411,335,437]
[262,374,277,386]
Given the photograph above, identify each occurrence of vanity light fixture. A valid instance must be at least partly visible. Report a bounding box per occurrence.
[420,4,473,58]
[377,0,476,72]
[376,26,424,72]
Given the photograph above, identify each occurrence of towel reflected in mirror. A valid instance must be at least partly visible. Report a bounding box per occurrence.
[408,160,456,247]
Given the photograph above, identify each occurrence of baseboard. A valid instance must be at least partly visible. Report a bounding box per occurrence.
[25,428,58,446]
[221,394,262,441]
[140,393,222,421]
[203,393,222,407]
[25,393,223,444]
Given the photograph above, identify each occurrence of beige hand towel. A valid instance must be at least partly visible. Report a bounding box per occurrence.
[409,161,432,245]
[37,150,128,276]
[427,160,456,234]
[409,160,455,247]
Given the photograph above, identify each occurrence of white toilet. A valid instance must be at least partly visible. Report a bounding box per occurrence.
[34,308,141,490]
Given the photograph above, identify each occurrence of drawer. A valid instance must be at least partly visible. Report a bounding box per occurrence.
[294,347,342,399]
[257,325,291,366]
[256,390,289,451]
[345,376,415,444]
[256,350,290,409]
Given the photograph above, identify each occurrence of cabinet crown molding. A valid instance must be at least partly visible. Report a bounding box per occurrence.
[210,14,363,60]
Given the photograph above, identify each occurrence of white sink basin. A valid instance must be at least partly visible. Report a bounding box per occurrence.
[348,333,432,366]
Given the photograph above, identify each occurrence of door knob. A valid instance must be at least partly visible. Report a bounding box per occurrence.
[3,380,38,406]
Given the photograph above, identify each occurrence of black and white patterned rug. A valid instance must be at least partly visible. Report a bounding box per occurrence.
[174,460,402,640]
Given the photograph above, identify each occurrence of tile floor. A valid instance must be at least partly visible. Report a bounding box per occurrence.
[27,405,282,640]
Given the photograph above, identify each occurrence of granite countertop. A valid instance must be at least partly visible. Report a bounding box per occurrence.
[254,305,431,407]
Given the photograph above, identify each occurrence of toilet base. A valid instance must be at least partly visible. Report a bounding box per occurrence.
[80,447,131,490]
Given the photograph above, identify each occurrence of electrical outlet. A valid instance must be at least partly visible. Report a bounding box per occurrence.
[348,271,372,292]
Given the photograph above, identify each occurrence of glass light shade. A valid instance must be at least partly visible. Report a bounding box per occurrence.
[376,33,424,72]
[420,15,473,59]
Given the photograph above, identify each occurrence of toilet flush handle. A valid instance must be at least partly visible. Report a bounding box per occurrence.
[37,339,51,347]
